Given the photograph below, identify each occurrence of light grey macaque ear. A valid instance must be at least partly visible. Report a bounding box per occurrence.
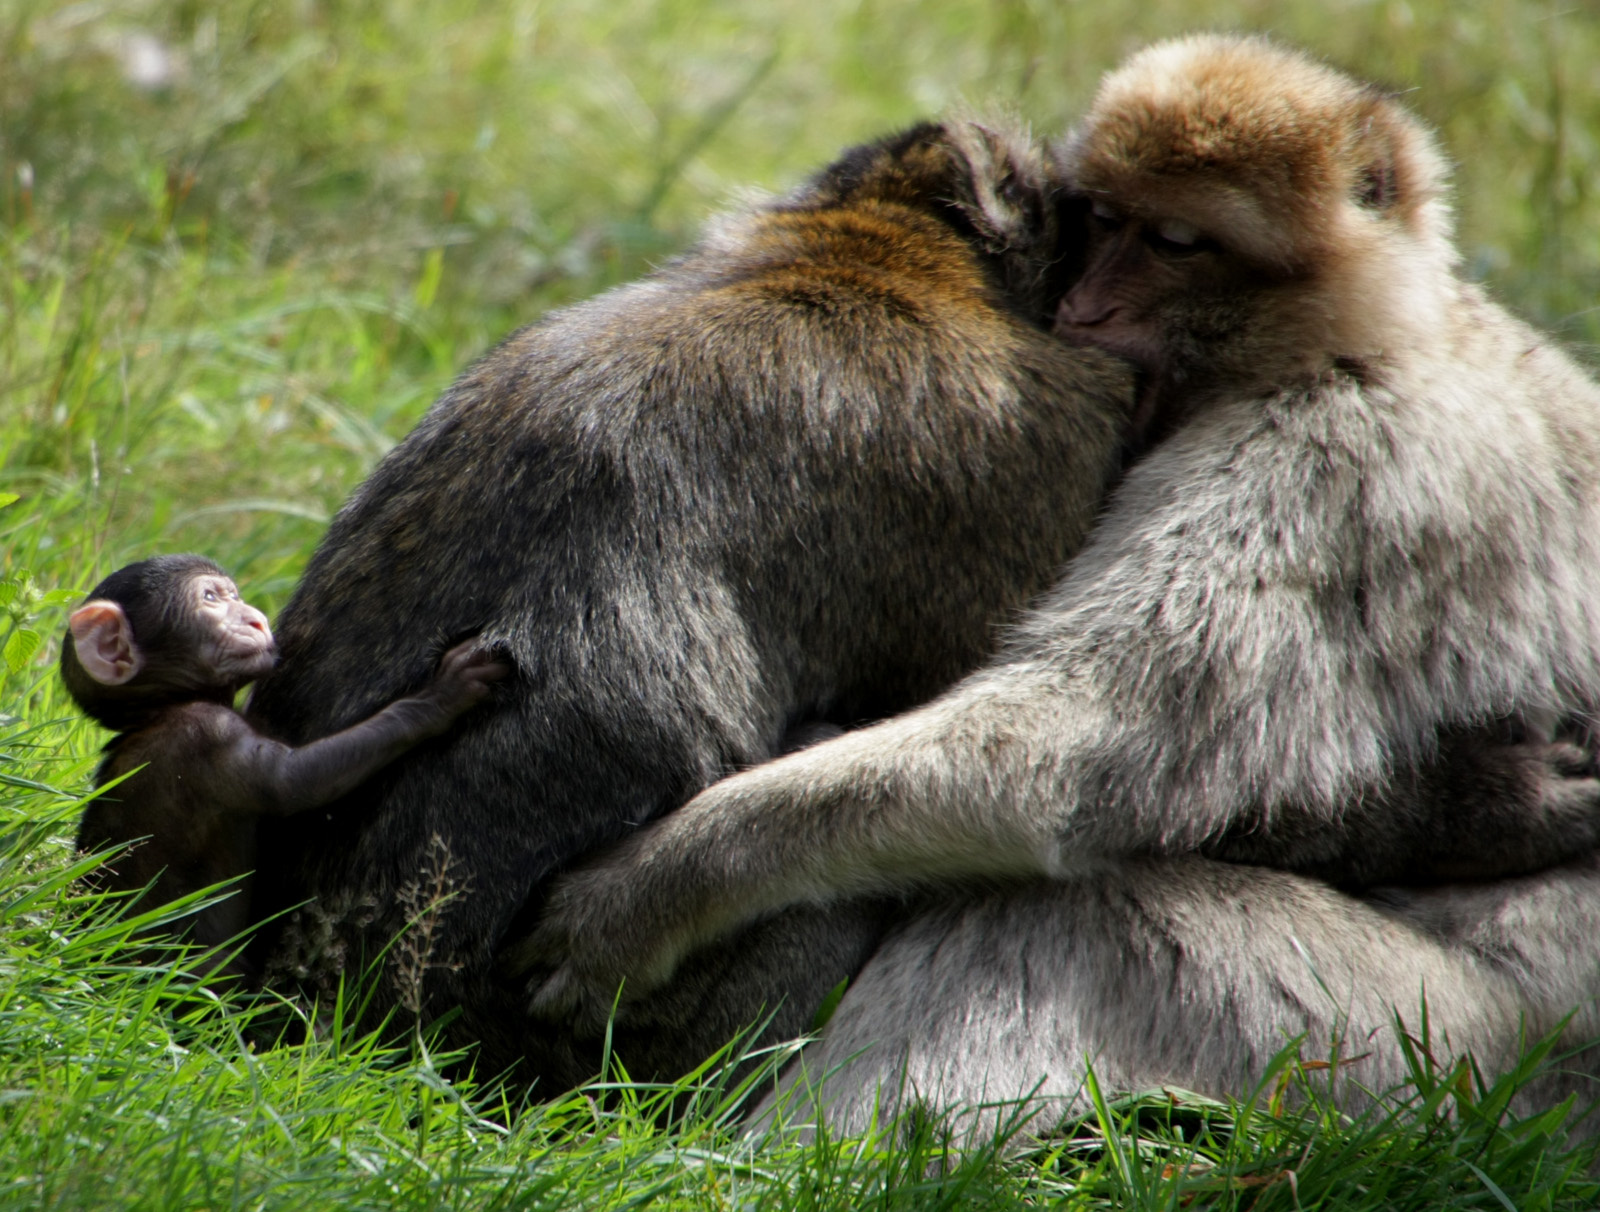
[68,600,143,686]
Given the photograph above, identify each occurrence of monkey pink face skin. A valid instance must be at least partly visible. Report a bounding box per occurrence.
[189,573,277,682]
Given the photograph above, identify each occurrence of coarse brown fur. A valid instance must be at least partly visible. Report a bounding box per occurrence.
[244,118,1133,1084]
[517,37,1600,1124]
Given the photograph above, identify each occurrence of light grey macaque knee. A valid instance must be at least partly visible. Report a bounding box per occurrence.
[757,859,1600,1137]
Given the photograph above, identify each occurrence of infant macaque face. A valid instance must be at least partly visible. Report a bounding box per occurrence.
[188,573,276,683]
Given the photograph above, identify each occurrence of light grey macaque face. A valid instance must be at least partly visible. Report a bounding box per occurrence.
[507,34,1600,1119]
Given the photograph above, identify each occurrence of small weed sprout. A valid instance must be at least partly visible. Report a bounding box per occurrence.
[392,831,469,1020]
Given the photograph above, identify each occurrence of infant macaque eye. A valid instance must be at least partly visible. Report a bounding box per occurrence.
[204,588,218,602]
[1091,198,1121,222]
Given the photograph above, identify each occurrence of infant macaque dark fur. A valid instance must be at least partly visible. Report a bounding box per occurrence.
[62,554,506,971]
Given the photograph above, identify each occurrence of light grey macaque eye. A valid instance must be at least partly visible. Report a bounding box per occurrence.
[1155,217,1199,246]
[1090,198,1122,222]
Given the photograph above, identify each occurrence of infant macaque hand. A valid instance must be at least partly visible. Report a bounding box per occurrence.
[421,639,511,719]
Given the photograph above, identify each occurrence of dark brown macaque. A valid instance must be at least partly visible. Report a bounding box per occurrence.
[243,118,1133,1082]
[63,554,506,971]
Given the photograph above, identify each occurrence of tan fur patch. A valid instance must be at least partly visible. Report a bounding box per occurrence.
[737,203,1000,327]
[1064,35,1452,268]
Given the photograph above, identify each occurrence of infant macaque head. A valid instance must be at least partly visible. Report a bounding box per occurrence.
[61,554,275,731]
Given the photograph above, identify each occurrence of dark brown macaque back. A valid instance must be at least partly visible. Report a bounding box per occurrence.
[65,555,505,970]
[244,119,1133,1083]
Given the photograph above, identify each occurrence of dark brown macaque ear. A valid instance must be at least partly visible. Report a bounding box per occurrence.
[946,118,1052,255]
[68,601,143,686]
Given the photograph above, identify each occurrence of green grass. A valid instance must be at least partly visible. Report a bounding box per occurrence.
[7,0,1600,1205]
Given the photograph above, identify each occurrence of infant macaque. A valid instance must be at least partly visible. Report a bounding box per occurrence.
[61,553,507,970]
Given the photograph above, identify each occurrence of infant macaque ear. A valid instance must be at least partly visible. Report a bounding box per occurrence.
[69,601,143,686]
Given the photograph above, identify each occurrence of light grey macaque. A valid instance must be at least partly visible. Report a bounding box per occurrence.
[510,35,1600,1118]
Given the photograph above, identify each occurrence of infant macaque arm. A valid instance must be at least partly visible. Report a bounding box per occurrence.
[234,639,506,816]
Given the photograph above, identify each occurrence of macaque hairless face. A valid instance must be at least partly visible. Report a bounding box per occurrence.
[1055,196,1293,452]
[176,570,277,683]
